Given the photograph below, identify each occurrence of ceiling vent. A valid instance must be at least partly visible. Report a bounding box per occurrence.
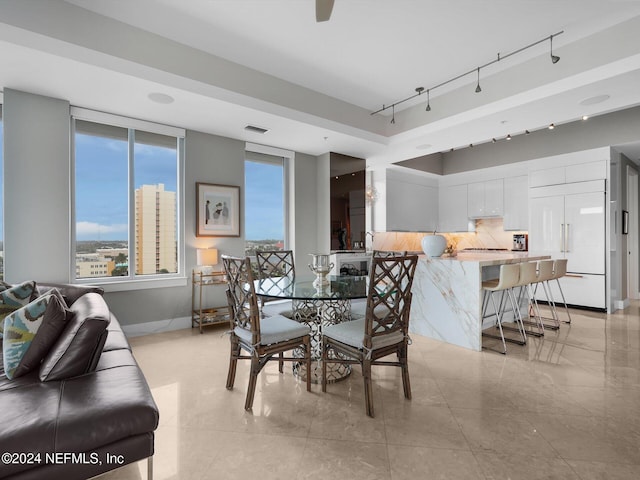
[244,125,269,134]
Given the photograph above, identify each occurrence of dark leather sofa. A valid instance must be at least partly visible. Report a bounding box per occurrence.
[0,283,159,480]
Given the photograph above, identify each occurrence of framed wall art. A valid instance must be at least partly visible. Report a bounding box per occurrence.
[196,182,240,237]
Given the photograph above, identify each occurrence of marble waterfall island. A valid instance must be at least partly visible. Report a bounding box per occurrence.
[409,252,550,351]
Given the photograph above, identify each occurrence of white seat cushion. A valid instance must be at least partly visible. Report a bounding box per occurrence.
[235,314,310,346]
[262,299,294,319]
[349,300,391,319]
[323,318,404,351]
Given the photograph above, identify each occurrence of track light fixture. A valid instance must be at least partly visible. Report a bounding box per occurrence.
[550,34,560,64]
[525,130,531,135]
[548,123,555,129]
[391,105,396,124]
[371,30,564,117]
[506,134,512,140]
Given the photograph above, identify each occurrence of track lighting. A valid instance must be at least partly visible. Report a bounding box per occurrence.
[492,138,497,143]
[391,105,395,124]
[548,123,555,129]
[371,30,563,117]
[550,35,560,64]
[582,115,589,121]
[525,130,530,135]
[506,134,512,140]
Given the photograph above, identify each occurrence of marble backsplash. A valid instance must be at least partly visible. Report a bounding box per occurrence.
[372,218,526,253]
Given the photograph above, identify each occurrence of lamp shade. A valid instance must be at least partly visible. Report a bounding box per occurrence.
[196,248,218,266]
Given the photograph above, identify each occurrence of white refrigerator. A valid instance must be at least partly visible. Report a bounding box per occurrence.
[529,180,606,310]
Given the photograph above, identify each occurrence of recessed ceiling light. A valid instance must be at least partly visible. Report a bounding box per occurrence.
[244,125,269,134]
[549,123,555,129]
[582,115,589,121]
[506,134,512,140]
[416,143,432,150]
[148,92,174,104]
[579,94,610,106]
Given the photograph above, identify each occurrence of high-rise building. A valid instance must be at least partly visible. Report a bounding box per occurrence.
[135,184,177,275]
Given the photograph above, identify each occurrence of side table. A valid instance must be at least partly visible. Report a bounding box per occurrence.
[191,270,230,333]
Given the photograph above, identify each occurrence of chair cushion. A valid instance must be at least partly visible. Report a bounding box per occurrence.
[349,300,391,320]
[323,318,404,350]
[234,315,310,346]
[261,300,294,319]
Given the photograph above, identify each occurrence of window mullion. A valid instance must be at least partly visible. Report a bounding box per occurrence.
[128,128,136,280]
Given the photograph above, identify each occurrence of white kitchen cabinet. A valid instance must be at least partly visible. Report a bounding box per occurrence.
[529,160,606,187]
[503,175,528,230]
[386,173,438,232]
[467,179,503,218]
[438,184,469,232]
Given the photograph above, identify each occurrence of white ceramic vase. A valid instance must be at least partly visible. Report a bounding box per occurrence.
[421,234,447,257]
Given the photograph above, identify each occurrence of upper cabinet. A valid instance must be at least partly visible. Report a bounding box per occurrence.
[529,160,607,187]
[467,179,503,218]
[386,170,438,232]
[438,184,469,232]
[503,175,528,231]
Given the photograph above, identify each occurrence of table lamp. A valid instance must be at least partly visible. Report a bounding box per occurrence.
[196,248,219,274]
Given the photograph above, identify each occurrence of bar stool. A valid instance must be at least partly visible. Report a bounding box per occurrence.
[514,261,545,337]
[551,259,572,324]
[532,260,560,330]
[482,263,527,354]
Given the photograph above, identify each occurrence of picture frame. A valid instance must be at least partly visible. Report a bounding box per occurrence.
[622,210,629,235]
[196,182,240,237]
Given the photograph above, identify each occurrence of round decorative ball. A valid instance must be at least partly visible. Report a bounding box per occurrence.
[421,234,447,257]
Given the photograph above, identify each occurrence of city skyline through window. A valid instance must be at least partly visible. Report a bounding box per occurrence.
[74,117,181,280]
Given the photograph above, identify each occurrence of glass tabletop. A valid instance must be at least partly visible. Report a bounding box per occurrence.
[255,275,369,300]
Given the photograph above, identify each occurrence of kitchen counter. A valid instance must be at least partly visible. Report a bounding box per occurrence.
[409,252,550,351]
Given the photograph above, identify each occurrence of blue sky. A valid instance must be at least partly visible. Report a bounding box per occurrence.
[75,133,177,241]
[244,161,284,241]
[74,134,283,242]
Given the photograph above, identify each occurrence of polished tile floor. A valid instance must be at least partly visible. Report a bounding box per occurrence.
[100,303,640,479]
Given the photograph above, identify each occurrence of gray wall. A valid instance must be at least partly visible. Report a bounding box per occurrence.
[3,88,71,282]
[2,89,322,328]
[405,105,640,174]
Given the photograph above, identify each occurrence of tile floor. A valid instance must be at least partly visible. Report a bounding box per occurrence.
[99,304,640,479]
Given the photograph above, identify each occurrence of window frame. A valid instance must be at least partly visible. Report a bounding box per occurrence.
[70,107,186,292]
[244,143,292,251]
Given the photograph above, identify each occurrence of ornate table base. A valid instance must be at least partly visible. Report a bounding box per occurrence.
[291,298,352,383]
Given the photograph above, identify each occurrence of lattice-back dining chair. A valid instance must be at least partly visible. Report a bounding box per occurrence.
[321,254,418,417]
[255,250,296,318]
[222,255,312,411]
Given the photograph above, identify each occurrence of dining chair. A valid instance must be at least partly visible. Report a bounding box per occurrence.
[351,250,406,319]
[255,250,295,318]
[222,255,312,411]
[321,254,418,417]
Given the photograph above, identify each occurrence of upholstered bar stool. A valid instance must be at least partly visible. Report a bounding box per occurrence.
[481,263,527,354]
[512,261,545,337]
[551,259,572,324]
[532,260,560,330]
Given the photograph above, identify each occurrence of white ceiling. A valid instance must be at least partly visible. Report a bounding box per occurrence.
[2,0,640,164]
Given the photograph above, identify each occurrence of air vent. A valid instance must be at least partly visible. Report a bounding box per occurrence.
[244,125,269,134]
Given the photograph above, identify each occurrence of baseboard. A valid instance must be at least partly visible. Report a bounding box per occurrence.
[122,316,192,337]
[614,298,631,311]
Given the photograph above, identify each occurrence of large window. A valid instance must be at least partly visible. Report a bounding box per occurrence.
[72,109,184,284]
[244,152,286,257]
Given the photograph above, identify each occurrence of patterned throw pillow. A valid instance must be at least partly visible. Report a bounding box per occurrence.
[0,281,38,339]
[3,291,69,380]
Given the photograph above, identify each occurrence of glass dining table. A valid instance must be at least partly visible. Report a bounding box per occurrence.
[254,274,369,383]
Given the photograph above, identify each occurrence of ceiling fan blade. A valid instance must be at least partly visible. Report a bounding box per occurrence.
[316,0,334,22]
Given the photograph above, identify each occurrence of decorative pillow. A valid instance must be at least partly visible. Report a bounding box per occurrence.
[0,281,38,339]
[3,291,70,380]
[39,292,111,382]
